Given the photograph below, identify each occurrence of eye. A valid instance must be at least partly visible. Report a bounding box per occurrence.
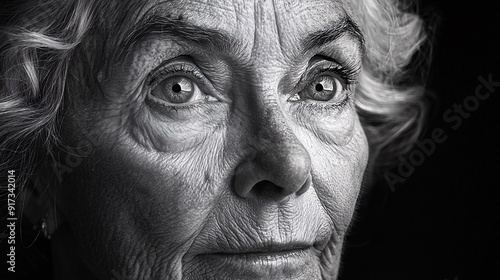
[146,58,222,107]
[150,76,202,104]
[300,76,344,102]
[288,58,357,106]
[289,74,347,104]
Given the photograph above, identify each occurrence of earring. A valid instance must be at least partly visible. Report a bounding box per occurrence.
[37,210,51,240]
[40,219,51,239]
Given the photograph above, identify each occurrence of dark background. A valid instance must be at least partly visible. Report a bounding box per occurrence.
[341,1,500,279]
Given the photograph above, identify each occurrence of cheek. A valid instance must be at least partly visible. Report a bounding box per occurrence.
[306,118,369,232]
[57,116,233,279]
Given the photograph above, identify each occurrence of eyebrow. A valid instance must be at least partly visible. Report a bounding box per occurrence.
[121,13,365,58]
[121,14,236,54]
[302,16,365,54]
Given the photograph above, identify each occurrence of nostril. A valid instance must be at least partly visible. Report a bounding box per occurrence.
[251,180,295,202]
[253,180,283,195]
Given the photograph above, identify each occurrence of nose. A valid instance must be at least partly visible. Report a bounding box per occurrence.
[233,106,312,202]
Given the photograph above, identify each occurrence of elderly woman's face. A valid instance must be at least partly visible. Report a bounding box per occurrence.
[56,0,368,279]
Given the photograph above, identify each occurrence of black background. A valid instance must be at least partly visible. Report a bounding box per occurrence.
[341,1,500,279]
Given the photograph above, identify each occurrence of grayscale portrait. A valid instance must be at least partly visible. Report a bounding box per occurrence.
[0,0,436,279]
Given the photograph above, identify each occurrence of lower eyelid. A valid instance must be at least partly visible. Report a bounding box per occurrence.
[290,92,350,114]
[145,95,206,112]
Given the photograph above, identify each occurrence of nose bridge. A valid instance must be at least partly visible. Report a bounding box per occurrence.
[246,43,311,175]
[231,73,312,200]
[255,104,310,181]
[252,97,294,154]
[240,65,291,150]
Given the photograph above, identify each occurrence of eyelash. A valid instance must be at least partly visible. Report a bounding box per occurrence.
[148,62,204,87]
[315,64,357,88]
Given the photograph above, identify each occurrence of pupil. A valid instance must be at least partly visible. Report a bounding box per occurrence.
[172,84,182,93]
[315,83,324,92]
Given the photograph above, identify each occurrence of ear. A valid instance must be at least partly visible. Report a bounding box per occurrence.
[20,169,64,239]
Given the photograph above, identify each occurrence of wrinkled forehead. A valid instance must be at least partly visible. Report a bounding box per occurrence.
[101,0,361,61]
[118,0,356,31]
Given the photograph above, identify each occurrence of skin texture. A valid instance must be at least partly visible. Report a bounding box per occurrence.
[45,0,369,279]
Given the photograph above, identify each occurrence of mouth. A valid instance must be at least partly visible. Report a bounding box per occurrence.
[184,208,333,278]
[206,243,315,259]
[194,244,320,278]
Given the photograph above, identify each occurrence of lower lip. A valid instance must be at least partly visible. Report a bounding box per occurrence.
[196,248,318,278]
